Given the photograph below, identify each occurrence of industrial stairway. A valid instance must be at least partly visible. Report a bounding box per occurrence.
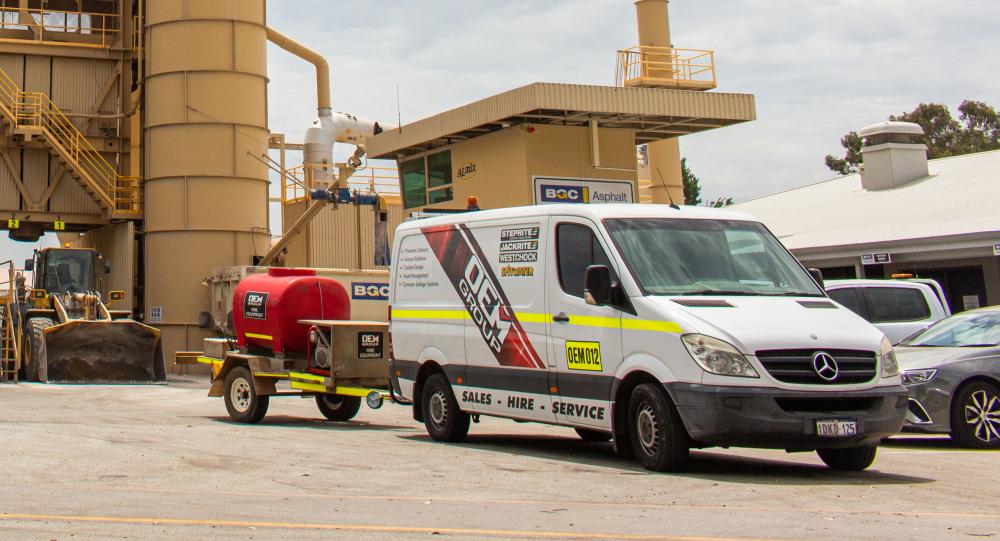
[1,261,20,384]
[0,67,140,219]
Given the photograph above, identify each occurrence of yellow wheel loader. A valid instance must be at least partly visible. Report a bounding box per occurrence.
[20,248,164,383]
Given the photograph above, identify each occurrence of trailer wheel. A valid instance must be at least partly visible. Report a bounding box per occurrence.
[628,383,690,472]
[421,373,470,442]
[223,366,269,423]
[574,428,612,442]
[24,317,53,382]
[316,395,362,422]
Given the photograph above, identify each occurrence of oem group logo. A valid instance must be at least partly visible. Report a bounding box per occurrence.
[540,184,589,204]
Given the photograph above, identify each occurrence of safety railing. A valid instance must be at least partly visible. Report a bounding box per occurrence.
[615,46,717,90]
[1,260,22,382]
[282,164,400,205]
[0,5,123,48]
[0,66,140,216]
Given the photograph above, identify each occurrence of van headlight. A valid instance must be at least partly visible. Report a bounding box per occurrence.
[880,337,899,378]
[682,334,759,378]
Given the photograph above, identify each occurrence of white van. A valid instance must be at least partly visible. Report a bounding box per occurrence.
[388,204,908,472]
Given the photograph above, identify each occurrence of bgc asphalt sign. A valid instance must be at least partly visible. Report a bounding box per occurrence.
[533,177,634,205]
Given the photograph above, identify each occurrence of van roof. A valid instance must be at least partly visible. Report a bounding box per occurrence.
[397,204,759,233]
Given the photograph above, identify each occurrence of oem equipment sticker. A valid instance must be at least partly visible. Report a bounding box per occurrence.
[566,341,602,371]
[243,291,268,320]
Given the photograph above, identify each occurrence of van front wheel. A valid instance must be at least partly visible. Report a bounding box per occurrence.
[421,373,470,442]
[628,383,690,472]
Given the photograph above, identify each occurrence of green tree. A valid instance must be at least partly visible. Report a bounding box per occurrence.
[708,197,734,208]
[824,100,1000,174]
[681,157,701,205]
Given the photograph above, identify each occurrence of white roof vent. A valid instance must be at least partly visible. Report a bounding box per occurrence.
[858,121,928,191]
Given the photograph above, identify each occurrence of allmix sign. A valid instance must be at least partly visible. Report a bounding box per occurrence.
[533,177,634,205]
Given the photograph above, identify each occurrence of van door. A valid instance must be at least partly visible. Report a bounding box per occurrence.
[443,219,554,422]
[545,218,621,430]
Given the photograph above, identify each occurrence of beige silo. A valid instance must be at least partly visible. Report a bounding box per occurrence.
[144,0,271,361]
[636,0,684,205]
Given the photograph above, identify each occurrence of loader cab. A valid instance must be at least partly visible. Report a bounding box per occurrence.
[28,248,106,295]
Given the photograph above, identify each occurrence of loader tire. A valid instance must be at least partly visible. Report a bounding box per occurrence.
[223,366,269,423]
[25,318,54,382]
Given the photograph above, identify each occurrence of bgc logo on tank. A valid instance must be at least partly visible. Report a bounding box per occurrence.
[539,184,589,204]
[351,282,390,300]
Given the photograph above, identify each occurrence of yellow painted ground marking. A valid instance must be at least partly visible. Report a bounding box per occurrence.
[0,513,782,541]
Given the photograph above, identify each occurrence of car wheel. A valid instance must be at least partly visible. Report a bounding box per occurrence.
[950,381,1000,449]
[421,373,470,442]
[574,428,612,442]
[627,383,690,472]
[816,445,877,471]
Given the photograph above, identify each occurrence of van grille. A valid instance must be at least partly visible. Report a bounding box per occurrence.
[755,349,877,385]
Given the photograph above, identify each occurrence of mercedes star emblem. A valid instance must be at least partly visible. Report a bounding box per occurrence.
[812,351,840,381]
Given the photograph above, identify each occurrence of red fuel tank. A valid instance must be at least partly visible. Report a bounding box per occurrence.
[232,268,351,355]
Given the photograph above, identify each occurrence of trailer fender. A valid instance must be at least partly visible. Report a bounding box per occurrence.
[209,357,280,397]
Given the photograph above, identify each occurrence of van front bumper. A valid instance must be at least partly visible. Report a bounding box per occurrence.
[665,383,908,450]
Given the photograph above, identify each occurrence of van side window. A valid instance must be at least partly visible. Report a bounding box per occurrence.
[828,288,867,320]
[864,287,931,322]
[556,223,613,298]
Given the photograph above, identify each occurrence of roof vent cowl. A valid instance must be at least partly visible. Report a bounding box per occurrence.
[858,121,928,191]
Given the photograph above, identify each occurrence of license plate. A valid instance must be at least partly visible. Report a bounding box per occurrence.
[816,420,858,437]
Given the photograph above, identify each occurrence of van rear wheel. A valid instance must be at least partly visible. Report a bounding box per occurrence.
[628,383,690,472]
[421,373,470,442]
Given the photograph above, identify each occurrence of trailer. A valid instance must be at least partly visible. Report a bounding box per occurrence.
[178,267,400,423]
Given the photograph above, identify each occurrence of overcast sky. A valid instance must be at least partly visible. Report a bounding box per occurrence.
[4,0,998,262]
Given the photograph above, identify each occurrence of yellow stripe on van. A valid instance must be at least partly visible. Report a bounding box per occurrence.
[393,309,681,334]
[621,319,683,334]
[245,332,273,341]
[391,309,468,320]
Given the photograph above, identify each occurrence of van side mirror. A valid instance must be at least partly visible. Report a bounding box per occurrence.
[584,265,613,306]
[808,268,825,288]
[24,258,33,272]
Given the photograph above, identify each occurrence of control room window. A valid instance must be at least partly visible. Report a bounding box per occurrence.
[556,223,614,298]
[400,157,426,209]
[399,150,453,208]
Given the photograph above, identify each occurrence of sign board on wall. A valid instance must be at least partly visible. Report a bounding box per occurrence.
[532,177,634,205]
[860,252,891,265]
[993,243,1000,256]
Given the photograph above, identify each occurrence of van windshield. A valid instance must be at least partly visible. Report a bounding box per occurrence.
[604,218,823,297]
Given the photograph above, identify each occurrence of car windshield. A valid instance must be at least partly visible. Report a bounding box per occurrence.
[604,218,823,297]
[899,311,1000,347]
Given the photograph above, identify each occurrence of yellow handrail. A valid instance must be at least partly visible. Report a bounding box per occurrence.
[615,46,717,90]
[0,6,123,48]
[282,164,399,205]
[0,260,22,378]
[0,66,140,215]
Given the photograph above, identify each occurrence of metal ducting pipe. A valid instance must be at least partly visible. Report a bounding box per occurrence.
[266,26,331,116]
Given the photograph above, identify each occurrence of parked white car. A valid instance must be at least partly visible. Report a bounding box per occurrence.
[825,279,951,344]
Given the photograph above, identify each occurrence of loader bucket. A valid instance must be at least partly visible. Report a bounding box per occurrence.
[38,320,165,383]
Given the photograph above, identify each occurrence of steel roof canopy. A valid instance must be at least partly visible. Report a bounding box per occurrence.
[366,82,756,160]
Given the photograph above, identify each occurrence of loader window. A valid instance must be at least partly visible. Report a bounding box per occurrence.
[42,251,93,294]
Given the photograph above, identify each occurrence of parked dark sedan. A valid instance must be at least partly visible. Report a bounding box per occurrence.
[896,306,1000,449]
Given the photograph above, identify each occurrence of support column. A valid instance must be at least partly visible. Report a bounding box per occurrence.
[635,0,684,205]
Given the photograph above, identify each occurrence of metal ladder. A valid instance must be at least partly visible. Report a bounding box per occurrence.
[1,260,21,383]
